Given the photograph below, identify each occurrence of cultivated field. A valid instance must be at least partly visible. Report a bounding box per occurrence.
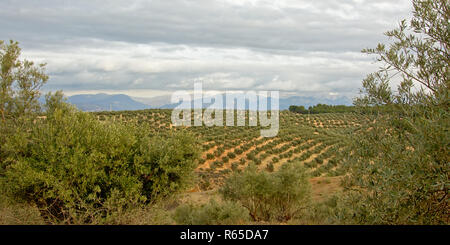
[94,110,369,198]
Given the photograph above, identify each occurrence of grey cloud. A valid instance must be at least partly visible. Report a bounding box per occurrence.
[2,0,411,52]
[1,0,412,99]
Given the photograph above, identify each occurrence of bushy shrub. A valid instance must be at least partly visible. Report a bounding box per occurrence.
[220,169,232,175]
[206,153,214,160]
[246,152,255,160]
[1,101,200,223]
[173,199,249,225]
[220,162,311,221]
[215,148,224,157]
[134,129,200,200]
[212,161,223,168]
[239,158,246,165]
[227,152,236,159]
[222,156,229,163]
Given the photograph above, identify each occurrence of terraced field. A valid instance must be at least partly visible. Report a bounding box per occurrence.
[94,109,369,192]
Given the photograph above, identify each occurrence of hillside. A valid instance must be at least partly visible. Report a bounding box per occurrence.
[94,109,368,190]
[67,94,150,112]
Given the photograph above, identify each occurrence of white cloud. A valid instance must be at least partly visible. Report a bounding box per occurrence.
[2,0,412,100]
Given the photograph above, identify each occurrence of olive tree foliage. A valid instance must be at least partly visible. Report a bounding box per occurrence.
[220,162,311,222]
[0,40,48,170]
[0,40,48,121]
[343,0,449,224]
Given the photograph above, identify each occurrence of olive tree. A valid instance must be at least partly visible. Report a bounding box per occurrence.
[0,40,48,173]
[220,162,311,222]
[0,40,48,121]
[343,0,449,224]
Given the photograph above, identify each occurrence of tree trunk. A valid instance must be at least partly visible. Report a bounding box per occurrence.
[0,108,5,122]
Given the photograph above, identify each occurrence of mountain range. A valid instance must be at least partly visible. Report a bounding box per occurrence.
[159,94,352,110]
[59,93,352,112]
[66,93,149,112]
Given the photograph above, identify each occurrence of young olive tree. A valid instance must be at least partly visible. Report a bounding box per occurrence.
[0,40,48,173]
[0,40,48,121]
[220,162,311,222]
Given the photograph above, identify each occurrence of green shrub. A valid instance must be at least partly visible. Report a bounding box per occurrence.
[246,153,255,160]
[315,157,324,164]
[239,158,246,165]
[253,158,262,165]
[212,160,224,168]
[220,162,311,222]
[231,162,239,172]
[135,130,200,200]
[173,199,249,225]
[227,152,236,159]
[1,103,200,224]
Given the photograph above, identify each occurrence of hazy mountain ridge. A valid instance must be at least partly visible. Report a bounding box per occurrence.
[160,94,352,110]
[66,93,149,112]
[58,93,352,112]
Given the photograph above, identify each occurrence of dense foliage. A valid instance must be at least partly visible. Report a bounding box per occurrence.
[220,162,311,222]
[2,100,199,223]
[342,0,449,224]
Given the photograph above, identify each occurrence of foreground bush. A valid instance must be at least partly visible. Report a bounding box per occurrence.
[220,162,311,222]
[173,199,249,225]
[1,98,199,223]
[343,0,449,224]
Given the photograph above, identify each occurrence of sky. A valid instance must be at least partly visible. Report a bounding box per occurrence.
[1,0,412,99]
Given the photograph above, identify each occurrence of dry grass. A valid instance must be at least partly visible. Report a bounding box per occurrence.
[310,176,343,202]
[0,196,45,225]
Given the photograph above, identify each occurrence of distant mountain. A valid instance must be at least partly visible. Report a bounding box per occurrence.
[161,94,352,110]
[132,95,173,108]
[67,94,149,112]
[41,92,351,112]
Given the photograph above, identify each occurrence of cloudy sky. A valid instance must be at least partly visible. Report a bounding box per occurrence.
[1,0,412,99]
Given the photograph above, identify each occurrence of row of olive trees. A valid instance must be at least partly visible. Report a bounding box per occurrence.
[0,40,200,224]
[289,104,357,114]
